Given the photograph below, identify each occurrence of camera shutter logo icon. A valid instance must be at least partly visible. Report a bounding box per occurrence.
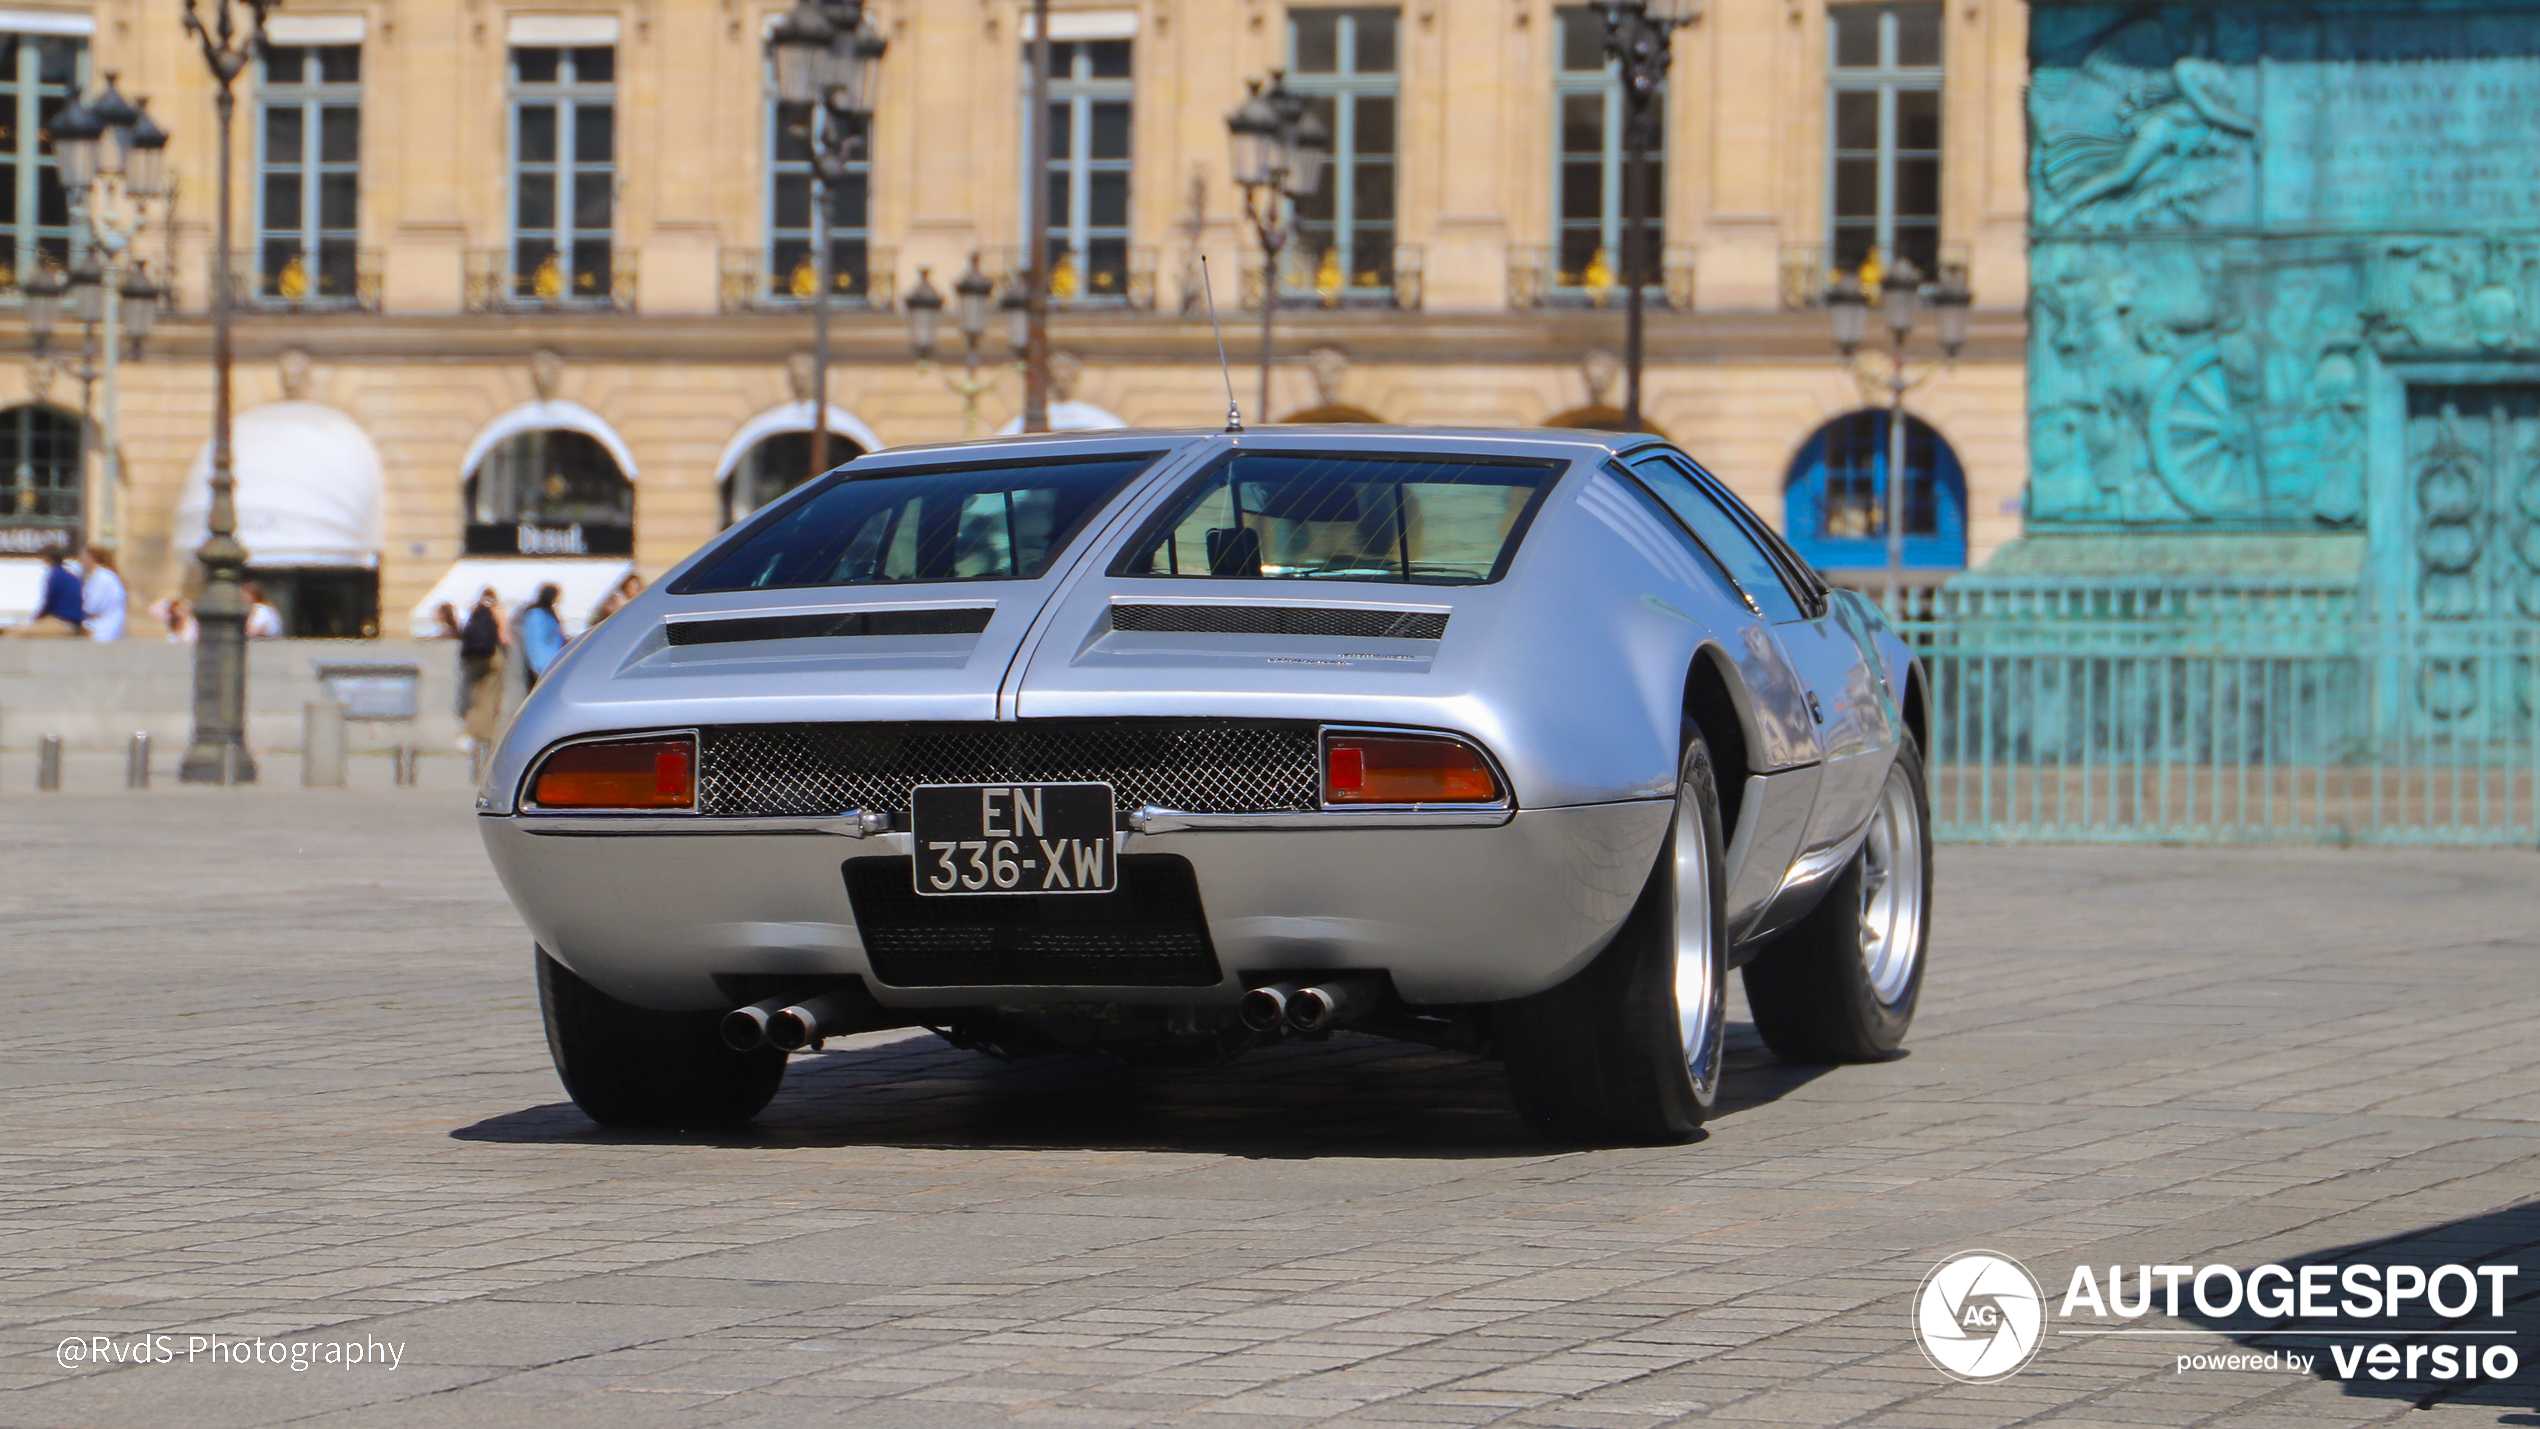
[1915,1251,2046,1382]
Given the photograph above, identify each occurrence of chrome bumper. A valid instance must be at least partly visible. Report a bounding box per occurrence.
[480,801,1670,1012]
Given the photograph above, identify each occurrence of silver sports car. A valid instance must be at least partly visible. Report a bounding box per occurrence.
[479,426,1931,1145]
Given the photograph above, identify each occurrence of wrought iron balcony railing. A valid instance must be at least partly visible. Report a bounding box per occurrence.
[717,246,899,314]
[1241,243,1425,312]
[464,246,638,313]
[1506,243,1695,311]
[987,245,1157,311]
[229,247,383,312]
[1783,241,1971,310]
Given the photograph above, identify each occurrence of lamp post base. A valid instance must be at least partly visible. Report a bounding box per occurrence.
[177,740,258,786]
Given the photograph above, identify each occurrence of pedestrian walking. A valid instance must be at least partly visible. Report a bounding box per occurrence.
[457,587,508,753]
[243,581,285,640]
[593,571,644,623]
[517,583,565,690]
[13,548,85,637]
[79,547,126,642]
[431,601,470,718]
[148,596,199,642]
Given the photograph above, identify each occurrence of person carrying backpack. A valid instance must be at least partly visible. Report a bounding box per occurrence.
[458,587,507,753]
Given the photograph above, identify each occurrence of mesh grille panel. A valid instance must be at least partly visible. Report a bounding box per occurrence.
[668,607,994,646]
[699,720,1322,818]
[1110,604,1447,639]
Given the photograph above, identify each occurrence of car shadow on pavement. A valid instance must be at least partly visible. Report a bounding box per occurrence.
[2173,1198,2539,1415]
[453,1020,1834,1157]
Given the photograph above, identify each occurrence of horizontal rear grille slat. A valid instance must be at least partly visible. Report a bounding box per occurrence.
[668,607,994,647]
[698,720,1321,818]
[1110,604,1447,639]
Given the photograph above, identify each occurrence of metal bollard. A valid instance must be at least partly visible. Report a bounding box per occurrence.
[302,701,347,788]
[469,743,489,785]
[127,731,151,789]
[392,743,419,786]
[219,742,239,788]
[37,732,62,790]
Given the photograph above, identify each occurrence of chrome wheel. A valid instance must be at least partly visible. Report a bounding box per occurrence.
[1859,759,1927,1007]
[1671,760,1724,1104]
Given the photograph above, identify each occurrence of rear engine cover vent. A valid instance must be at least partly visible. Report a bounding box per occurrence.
[668,607,994,647]
[1110,604,1446,640]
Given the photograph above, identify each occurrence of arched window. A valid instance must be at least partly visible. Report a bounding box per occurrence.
[0,404,83,546]
[465,428,634,556]
[723,429,866,528]
[1783,410,1966,570]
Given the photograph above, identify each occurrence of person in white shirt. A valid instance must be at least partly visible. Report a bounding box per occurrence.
[243,580,285,639]
[79,547,126,642]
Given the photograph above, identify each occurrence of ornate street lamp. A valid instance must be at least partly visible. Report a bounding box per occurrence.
[905,254,1024,437]
[47,94,102,191]
[119,268,160,351]
[125,99,170,200]
[1225,73,1329,421]
[179,0,278,785]
[765,0,885,481]
[22,264,64,348]
[1825,255,1971,621]
[38,71,167,563]
[1595,0,1697,433]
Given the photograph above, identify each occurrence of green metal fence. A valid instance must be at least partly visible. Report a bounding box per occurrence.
[1904,579,2540,845]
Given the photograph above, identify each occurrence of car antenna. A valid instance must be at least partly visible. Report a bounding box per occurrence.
[1200,254,1242,433]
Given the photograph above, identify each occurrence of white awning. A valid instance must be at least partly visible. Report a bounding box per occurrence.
[409,558,634,640]
[462,401,639,482]
[0,8,94,36]
[507,13,619,44]
[1021,8,1138,40]
[712,402,886,485]
[996,401,1130,436]
[0,557,50,628]
[174,402,385,569]
[265,13,367,43]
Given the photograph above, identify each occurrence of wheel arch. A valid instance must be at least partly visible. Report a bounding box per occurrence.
[1900,656,1931,758]
[1683,642,1757,843]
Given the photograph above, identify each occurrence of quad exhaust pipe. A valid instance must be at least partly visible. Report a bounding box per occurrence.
[720,997,794,1052]
[1240,975,1385,1036]
[721,991,866,1053]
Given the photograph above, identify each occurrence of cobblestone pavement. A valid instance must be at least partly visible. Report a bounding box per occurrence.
[3,786,2536,1428]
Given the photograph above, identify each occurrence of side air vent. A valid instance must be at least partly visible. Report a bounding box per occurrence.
[667,607,995,647]
[1110,604,1448,640]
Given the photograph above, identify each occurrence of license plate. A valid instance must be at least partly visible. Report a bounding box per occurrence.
[910,783,1117,895]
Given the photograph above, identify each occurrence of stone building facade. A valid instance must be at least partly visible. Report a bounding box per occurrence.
[0,0,2029,635]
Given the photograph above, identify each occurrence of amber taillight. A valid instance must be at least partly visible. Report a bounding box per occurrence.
[529,736,696,811]
[1322,732,1502,805]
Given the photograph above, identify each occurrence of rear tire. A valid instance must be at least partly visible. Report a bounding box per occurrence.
[537,949,787,1129]
[1741,738,1931,1063]
[1498,728,1727,1145]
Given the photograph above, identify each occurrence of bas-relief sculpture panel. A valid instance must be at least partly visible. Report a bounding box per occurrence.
[2027,2,2540,548]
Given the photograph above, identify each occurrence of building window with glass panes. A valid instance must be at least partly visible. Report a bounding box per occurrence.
[766,97,869,304]
[0,403,80,548]
[256,44,361,305]
[1026,39,1133,303]
[0,32,82,287]
[1285,8,1396,305]
[509,45,615,303]
[1553,6,1662,299]
[1828,3,1941,277]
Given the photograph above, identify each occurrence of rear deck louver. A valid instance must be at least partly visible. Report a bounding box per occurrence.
[1109,604,1448,640]
[666,607,995,647]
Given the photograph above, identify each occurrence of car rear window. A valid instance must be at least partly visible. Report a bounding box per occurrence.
[678,452,1161,593]
[1116,452,1560,585]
